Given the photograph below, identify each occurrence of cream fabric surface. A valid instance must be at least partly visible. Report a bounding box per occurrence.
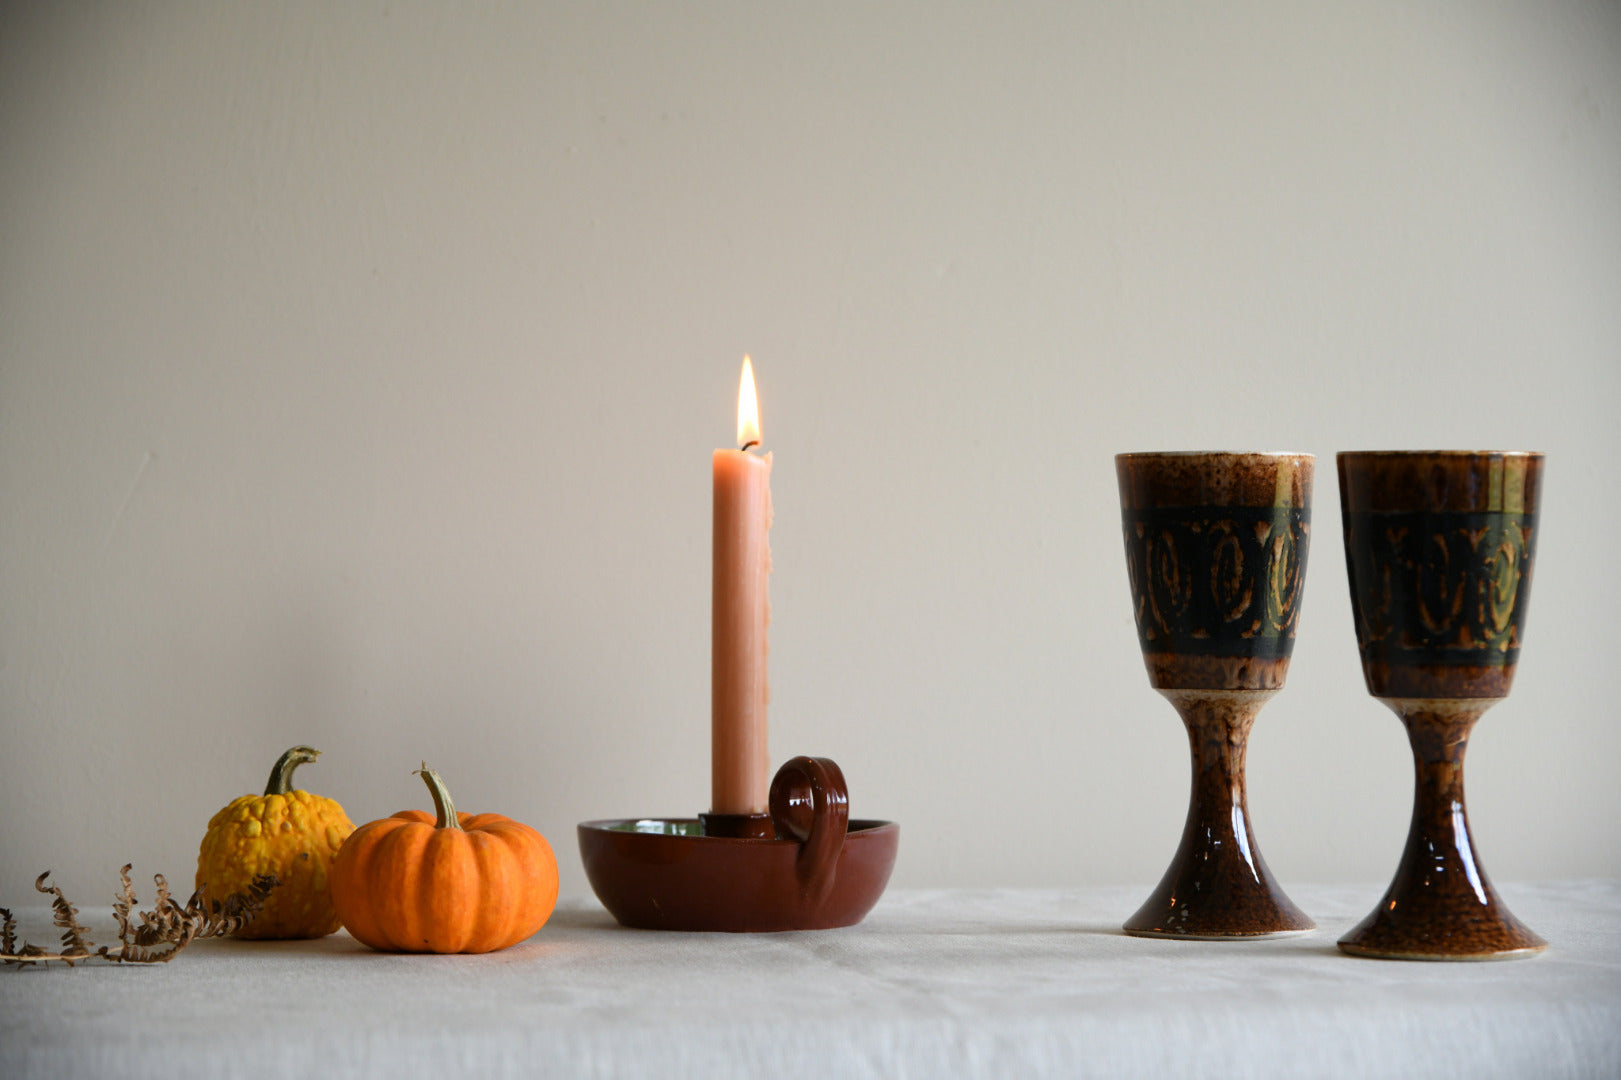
[3,883,1618,1078]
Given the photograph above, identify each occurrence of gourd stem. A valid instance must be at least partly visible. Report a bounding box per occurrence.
[415,764,463,830]
[263,746,320,796]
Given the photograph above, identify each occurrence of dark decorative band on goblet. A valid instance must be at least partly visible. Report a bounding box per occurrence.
[1343,509,1536,699]
[1123,505,1310,658]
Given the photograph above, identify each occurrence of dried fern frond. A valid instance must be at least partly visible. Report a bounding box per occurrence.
[2,867,279,967]
[201,873,278,939]
[131,873,185,949]
[37,872,92,963]
[110,865,135,942]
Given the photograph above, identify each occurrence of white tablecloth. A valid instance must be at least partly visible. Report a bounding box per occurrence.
[3,882,1618,1078]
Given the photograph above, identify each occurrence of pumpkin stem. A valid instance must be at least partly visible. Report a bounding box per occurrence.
[263,746,321,796]
[415,763,463,830]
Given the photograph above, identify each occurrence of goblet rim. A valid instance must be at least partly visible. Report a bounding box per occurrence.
[1115,450,1314,461]
[1336,449,1544,459]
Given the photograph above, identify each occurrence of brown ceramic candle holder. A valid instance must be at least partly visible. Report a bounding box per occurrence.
[579,756,899,932]
[1117,451,1316,939]
[1336,451,1547,961]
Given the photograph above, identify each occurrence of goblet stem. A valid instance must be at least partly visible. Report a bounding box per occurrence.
[1338,699,1546,960]
[1124,689,1315,938]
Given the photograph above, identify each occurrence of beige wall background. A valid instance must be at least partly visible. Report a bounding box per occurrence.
[3,2,1619,907]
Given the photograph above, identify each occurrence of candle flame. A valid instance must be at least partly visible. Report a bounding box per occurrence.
[736,355,761,449]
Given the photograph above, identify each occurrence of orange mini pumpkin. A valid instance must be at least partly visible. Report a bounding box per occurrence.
[329,764,558,953]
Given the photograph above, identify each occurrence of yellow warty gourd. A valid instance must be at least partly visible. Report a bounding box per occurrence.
[195,746,355,939]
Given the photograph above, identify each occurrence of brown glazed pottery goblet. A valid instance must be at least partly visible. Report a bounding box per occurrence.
[1117,452,1316,938]
[1337,451,1547,960]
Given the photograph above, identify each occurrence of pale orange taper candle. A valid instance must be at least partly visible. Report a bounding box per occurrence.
[711,356,772,815]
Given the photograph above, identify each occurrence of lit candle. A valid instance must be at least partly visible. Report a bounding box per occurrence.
[711,356,772,815]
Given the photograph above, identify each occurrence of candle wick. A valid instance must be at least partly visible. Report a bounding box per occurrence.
[739,440,760,453]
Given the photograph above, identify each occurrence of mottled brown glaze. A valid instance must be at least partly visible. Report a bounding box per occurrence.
[1142,654,1293,693]
[1360,663,1519,701]
[579,756,897,932]
[1337,451,1546,960]
[1117,452,1315,937]
[1337,450,1541,514]
[1123,690,1315,938]
[1118,451,1315,511]
[1337,699,1547,960]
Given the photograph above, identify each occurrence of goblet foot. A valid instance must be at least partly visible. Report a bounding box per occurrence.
[1124,690,1315,939]
[1338,698,1546,961]
[1338,910,1545,961]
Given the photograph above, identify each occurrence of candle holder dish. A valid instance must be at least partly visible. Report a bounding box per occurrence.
[579,756,898,932]
[1336,451,1547,961]
[1116,451,1317,939]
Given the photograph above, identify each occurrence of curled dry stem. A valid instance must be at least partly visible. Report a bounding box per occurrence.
[2,865,279,967]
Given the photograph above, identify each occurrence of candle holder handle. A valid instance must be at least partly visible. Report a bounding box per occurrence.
[770,756,850,907]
